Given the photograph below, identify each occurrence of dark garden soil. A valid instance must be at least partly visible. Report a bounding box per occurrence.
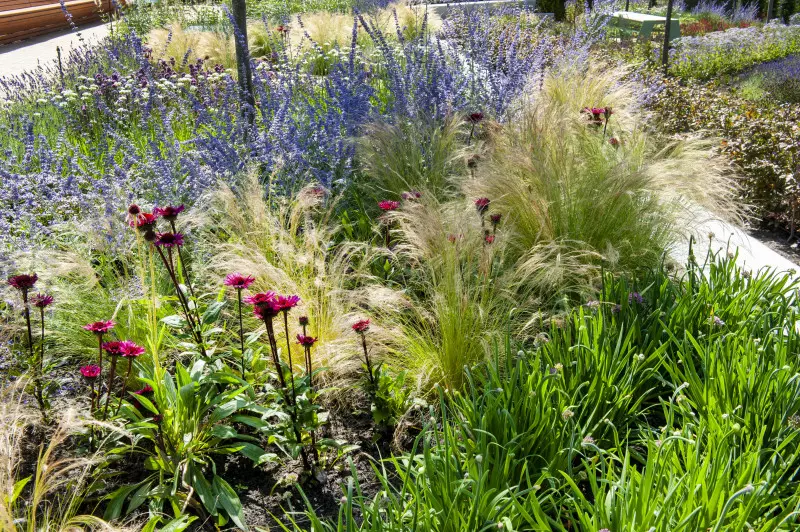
[746,224,800,266]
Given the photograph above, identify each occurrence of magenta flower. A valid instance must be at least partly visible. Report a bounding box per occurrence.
[154,232,184,248]
[490,213,501,225]
[133,384,154,395]
[119,340,145,358]
[352,319,371,334]
[274,294,300,312]
[30,293,54,308]
[378,200,400,211]
[80,365,102,379]
[101,341,125,356]
[609,137,620,147]
[297,334,317,347]
[224,273,256,290]
[83,320,115,335]
[467,111,484,123]
[129,212,159,230]
[474,197,490,215]
[128,204,142,217]
[401,191,422,200]
[245,292,280,319]
[154,205,185,222]
[485,234,495,244]
[299,315,309,326]
[8,274,38,291]
[244,291,276,307]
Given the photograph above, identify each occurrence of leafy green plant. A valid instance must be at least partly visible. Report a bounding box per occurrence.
[105,360,276,529]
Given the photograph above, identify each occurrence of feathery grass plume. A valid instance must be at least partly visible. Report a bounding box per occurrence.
[0,381,132,531]
[4,240,166,365]
[384,195,522,391]
[187,172,407,386]
[356,116,469,201]
[471,64,741,284]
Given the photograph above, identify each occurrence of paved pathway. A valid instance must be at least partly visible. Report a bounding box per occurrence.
[0,22,110,79]
[674,209,799,277]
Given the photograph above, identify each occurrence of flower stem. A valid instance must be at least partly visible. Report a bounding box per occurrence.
[155,245,205,356]
[102,355,118,420]
[23,291,46,421]
[282,312,298,406]
[237,289,246,378]
[361,333,375,387]
[115,358,133,416]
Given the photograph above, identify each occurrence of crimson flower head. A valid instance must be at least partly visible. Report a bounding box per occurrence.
[8,274,38,291]
[244,291,276,307]
[83,320,115,335]
[224,273,256,290]
[401,191,422,200]
[297,334,317,347]
[378,200,400,211]
[276,24,290,34]
[130,212,159,231]
[154,232,184,248]
[31,293,54,308]
[245,292,280,319]
[154,205,185,222]
[298,315,309,326]
[467,111,484,123]
[485,234,495,244]
[490,213,501,225]
[119,340,145,358]
[134,384,154,395]
[608,137,620,147]
[474,197,490,215]
[352,319,370,334]
[275,294,300,312]
[80,365,101,380]
[128,204,141,217]
[102,341,125,356]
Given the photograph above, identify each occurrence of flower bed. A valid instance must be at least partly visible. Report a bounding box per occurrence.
[668,22,800,79]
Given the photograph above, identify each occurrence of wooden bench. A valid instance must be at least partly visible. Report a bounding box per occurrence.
[610,11,681,41]
[0,0,117,44]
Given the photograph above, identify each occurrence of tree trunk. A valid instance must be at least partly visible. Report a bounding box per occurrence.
[231,0,254,122]
[766,0,775,20]
[553,0,566,21]
[662,0,675,70]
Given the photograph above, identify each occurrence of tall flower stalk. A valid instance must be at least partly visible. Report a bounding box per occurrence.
[101,341,124,420]
[297,324,318,462]
[246,292,310,469]
[224,273,256,377]
[115,341,145,415]
[83,320,115,378]
[353,319,375,387]
[8,274,47,420]
[81,365,101,450]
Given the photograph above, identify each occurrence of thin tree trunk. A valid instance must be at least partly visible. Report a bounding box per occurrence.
[231,0,254,123]
[662,0,675,70]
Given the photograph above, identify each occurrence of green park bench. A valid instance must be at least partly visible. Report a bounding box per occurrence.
[610,11,681,41]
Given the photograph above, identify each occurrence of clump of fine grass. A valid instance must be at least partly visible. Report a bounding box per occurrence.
[187,172,408,385]
[0,381,130,532]
[356,117,468,202]
[471,64,741,275]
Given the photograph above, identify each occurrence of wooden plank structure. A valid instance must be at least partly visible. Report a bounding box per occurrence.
[0,0,117,44]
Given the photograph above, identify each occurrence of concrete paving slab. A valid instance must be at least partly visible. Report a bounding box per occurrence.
[0,21,110,80]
